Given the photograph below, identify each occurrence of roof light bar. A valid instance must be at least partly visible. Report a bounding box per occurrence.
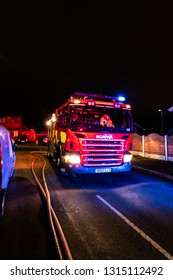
[116,96,125,102]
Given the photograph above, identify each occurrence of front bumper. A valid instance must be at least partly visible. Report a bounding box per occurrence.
[65,162,132,175]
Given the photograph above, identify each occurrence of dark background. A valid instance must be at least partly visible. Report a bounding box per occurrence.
[0,1,173,131]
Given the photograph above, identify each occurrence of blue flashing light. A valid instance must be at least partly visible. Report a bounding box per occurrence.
[117,96,125,102]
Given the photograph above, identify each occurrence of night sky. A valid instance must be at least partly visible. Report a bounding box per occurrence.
[0,1,173,131]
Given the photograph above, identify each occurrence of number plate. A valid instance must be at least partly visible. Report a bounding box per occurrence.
[95,168,111,173]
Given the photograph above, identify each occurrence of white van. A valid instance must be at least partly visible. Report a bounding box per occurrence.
[0,125,16,216]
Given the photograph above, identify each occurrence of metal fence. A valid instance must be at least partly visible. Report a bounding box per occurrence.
[132,133,173,162]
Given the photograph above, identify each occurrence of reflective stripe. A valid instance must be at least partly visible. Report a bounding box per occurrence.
[60,131,66,143]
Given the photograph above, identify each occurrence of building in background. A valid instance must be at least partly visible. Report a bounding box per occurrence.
[0,115,48,144]
[0,116,36,142]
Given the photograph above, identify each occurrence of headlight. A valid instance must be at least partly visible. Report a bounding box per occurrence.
[124,153,132,162]
[65,154,81,164]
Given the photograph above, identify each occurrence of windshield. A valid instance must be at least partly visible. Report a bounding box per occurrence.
[69,106,134,132]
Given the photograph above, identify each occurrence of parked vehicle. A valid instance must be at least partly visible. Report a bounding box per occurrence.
[0,125,16,216]
[16,134,28,144]
[35,132,48,145]
[39,136,48,145]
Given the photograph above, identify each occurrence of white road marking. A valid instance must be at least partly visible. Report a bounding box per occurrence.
[96,194,173,260]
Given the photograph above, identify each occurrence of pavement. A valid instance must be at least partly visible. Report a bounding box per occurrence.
[132,155,173,181]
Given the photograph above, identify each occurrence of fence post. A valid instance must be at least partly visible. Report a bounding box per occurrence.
[165,135,168,161]
[142,135,145,157]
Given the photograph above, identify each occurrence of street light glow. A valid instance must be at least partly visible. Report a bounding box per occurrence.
[158,109,164,135]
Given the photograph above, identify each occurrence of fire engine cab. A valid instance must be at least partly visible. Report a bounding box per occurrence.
[47,92,134,176]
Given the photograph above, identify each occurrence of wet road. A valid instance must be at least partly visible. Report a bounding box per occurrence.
[0,145,173,260]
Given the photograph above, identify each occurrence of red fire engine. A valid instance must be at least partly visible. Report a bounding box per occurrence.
[47,92,134,176]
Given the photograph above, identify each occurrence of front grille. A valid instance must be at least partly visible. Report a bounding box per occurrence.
[80,138,124,166]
